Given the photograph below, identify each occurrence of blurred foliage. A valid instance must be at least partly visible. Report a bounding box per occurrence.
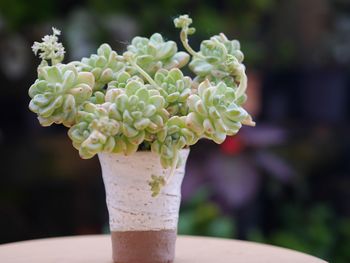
[248,204,350,263]
[248,204,338,258]
[0,0,55,28]
[0,0,278,66]
[179,187,235,238]
[178,126,350,263]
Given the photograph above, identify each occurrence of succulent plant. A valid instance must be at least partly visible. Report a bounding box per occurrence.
[105,80,169,144]
[68,102,120,159]
[186,80,251,144]
[29,15,255,196]
[152,116,198,168]
[80,44,124,90]
[154,68,192,116]
[189,33,246,89]
[28,64,94,127]
[126,33,189,76]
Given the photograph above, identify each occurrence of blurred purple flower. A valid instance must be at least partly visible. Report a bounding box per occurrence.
[255,150,296,183]
[207,154,260,209]
[242,124,288,147]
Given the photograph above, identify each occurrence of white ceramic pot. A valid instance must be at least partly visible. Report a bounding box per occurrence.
[98,149,190,263]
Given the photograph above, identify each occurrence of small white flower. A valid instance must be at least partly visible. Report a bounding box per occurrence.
[174,14,192,29]
[31,27,65,64]
[52,27,61,36]
[31,42,40,55]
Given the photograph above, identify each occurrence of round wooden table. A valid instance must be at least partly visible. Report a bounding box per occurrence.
[0,235,327,263]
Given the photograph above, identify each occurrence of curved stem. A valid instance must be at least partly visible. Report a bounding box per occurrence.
[180,30,204,59]
[127,58,161,89]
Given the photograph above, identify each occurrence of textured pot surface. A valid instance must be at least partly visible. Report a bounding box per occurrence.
[98,149,189,263]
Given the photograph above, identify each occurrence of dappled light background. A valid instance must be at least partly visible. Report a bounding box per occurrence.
[0,1,349,262]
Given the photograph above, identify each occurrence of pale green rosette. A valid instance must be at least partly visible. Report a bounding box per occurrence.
[154,68,192,116]
[152,116,198,168]
[189,33,246,91]
[68,102,120,159]
[106,71,143,90]
[81,44,124,90]
[186,80,249,144]
[126,33,189,76]
[105,80,169,147]
[29,64,94,127]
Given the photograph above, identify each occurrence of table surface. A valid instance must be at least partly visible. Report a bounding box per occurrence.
[0,235,327,263]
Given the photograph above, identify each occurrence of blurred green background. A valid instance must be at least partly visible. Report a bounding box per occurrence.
[0,0,350,262]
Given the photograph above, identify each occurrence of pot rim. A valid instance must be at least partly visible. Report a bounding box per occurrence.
[98,148,190,157]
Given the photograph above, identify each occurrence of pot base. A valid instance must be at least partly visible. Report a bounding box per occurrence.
[111,229,176,263]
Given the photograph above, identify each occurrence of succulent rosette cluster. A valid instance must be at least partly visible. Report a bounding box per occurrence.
[153,115,198,164]
[189,34,245,87]
[186,80,248,144]
[80,44,125,90]
[28,64,94,127]
[28,15,255,195]
[68,102,120,158]
[126,33,189,76]
[154,68,192,115]
[106,80,168,147]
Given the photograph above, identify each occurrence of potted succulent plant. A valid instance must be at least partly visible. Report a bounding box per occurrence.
[28,15,254,263]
